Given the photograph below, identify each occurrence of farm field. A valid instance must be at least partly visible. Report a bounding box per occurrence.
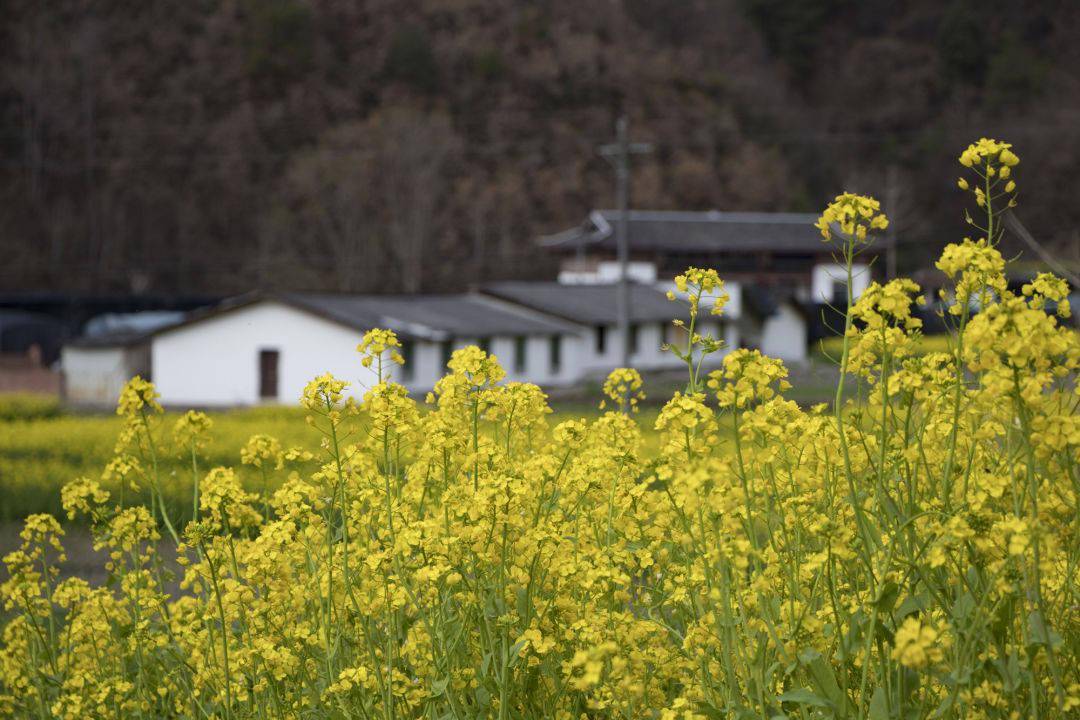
[0,396,681,524]
[2,141,1079,719]
[0,360,858,525]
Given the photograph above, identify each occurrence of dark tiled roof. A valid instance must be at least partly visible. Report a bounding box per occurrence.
[287,293,580,339]
[66,329,154,349]
[64,291,585,349]
[481,281,677,325]
[543,209,824,254]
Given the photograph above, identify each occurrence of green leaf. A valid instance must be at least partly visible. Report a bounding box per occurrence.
[930,692,956,718]
[474,685,491,709]
[428,676,449,698]
[777,688,830,708]
[895,594,926,620]
[799,649,853,716]
[506,638,528,668]
[951,592,975,624]
[1026,610,1063,653]
[868,686,890,720]
[873,581,900,613]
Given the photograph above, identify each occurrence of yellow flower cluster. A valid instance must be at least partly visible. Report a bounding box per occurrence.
[668,267,730,317]
[115,375,162,418]
[935,236,1008,314]
[1023,272,1072,317]
[600,367,645,413]
[959,137,1020,170]
[357,327,406,381]
[707,348,791,408]
[3,138,1079,720]
[59,477,110,520]
[172,410,213,453]
[815,192,889,244]
[446,344,505,385]
[891,616,949,670]
[844,278,924,374]
[239,433,283,468]
[300,372,352,413]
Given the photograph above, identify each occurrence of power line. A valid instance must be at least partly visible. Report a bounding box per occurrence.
[1005,211,1080,287]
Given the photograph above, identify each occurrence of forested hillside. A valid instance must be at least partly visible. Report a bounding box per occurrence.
[3,0,1078,294]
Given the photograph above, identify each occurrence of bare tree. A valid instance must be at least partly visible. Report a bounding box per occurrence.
[268,109,460,293]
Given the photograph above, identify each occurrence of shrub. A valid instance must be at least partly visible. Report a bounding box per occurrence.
[1,139,1078,718]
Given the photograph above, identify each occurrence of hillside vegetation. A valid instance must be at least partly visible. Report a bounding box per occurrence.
[3,1,1079,294]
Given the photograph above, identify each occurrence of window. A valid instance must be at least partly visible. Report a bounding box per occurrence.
[665,322,689,348]
[514,336,527,373]
[716,321,728,346]
[629,323,640,354]
[258,349,279,400]
[399,339,415,381]
[479,337,491,355]
[549,335,562,375]
[440,339,454,368]
[594,325,607,354]
[832,279,849,307]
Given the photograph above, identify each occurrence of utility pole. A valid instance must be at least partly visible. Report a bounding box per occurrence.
[884,164,900,280]
[600,116,651,367]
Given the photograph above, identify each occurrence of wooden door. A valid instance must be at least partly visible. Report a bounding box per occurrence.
[259,349,279,400]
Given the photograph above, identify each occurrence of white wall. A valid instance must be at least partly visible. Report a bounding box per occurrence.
[399,340,445,391]
[151,302,591,407]
[654,279,742,320]
[152,302,381,407]
[760,304,808,362]
[571,320,733,378]
[558,261,658,285]
[62,345,148,407]
[812,263,871,304]
[417,334,584,388]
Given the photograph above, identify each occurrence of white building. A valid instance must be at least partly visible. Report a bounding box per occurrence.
[541,209,874,351]
[63,293,587,408]
[61,312,183,406]
[61,335,151,407]
[62,276,809,409]
[739,287,810,363]
[481,281,738,376]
